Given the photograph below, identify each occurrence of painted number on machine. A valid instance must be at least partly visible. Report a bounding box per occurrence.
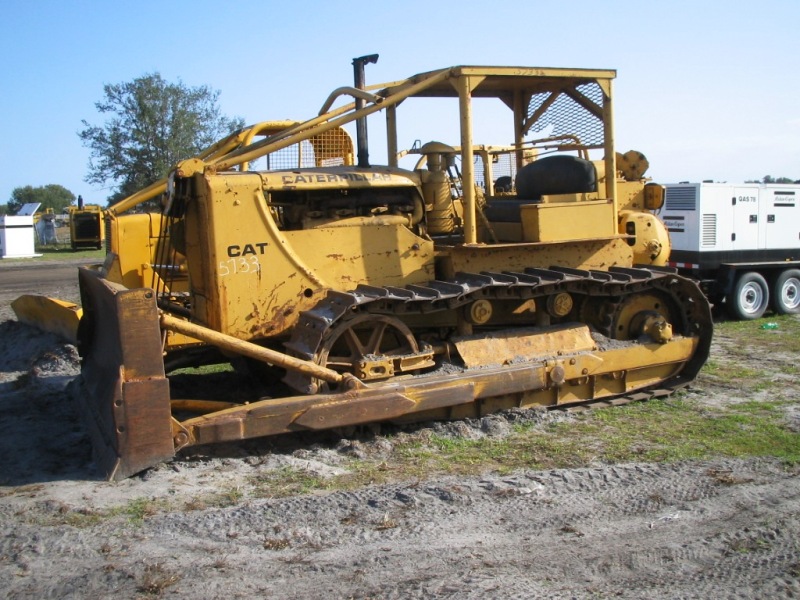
[737,195,757,203]
[219,255,261,276]
[219,242,269,276]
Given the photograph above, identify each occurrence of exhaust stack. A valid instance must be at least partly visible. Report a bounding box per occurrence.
[352,54,379,167]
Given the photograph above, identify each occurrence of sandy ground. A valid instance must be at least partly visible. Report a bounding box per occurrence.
[1,260,799,599]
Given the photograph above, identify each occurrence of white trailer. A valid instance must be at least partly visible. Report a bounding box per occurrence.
[661,182,800,319]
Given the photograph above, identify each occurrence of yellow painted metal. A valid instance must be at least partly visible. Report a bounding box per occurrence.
[440,238,634,277]
[386,104,398,167]
[618,210,671,267]
[547,293,574,318]
[454,324,596,368]
[11,295,82,343]
[107,121,354,217]
[98,65,624,257]
[9,120,349,355]
[183,170,434,339]
[456,74,482,244]
[237,121,299,171]
[108,179,168,218]
[467,300,493,325]
[174,333,698,446]
[644,182,666,210]
[355,349,437,381]
[189,66,617,242]
[610,291,681,342]
[160,313,353,387]
[417,143,461,234]
[638,314,673,343]
[106,213,177,290]
[85,65,623,250]
[615,180,648,211]
[258,166,420,191]
[520,200,617,242]
[602,79,618,236]
[513,89,526,171]
[616,150,650,181]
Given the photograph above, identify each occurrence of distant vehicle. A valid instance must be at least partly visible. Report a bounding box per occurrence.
[68,196,104,250]
[661,182,800,319]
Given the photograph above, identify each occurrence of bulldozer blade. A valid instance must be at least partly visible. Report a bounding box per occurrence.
[11,294,83,344]
[76,268,174,481]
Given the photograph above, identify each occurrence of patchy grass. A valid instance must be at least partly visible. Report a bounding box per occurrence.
[235,317,800,498]
[701,359,760,381]
[170,363,235,376]
[244,399,800,499]
[250,467,332,498]
[19,496,170,528]
[714,313,800,354]
[21,504,110,528]
[700,315,800,396]
[182,489,246,512]
[579,397,800,464]
[122,497,166,524]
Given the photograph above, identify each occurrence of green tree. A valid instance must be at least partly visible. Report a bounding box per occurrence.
[748,175,797,184]
[6,184,76,215]
[79,73,244,206]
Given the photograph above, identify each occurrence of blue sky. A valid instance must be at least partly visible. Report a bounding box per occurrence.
[2,0,799,207]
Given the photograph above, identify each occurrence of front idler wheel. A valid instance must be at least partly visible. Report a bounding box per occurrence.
[316,314,419,391]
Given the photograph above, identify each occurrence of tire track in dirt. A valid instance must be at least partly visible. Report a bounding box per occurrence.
[33,458,789,599]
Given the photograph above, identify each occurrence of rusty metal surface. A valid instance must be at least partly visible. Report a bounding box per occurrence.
[453,324,595,368]
[176,334,697,445]
[76,269,174,481]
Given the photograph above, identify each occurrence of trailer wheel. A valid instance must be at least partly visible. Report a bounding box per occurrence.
[728,272,769,320]
[773,269,800,315]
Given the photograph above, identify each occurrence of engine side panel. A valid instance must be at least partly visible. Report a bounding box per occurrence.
[184,171,435,340]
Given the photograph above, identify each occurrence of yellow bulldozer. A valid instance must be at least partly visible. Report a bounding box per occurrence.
[25,60,713,480]
[68,198,105,250]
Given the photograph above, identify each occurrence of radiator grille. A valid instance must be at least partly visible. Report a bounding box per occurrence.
[665,187,697,211]
[701,214,717,247]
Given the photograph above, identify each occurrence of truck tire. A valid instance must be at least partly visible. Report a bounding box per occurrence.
[728,272,769,320]
[773,269,800,315]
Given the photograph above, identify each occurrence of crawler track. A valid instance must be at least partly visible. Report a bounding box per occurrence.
[285,265,713,405]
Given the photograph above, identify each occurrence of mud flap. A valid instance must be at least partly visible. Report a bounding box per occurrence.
[77,268,174,481]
